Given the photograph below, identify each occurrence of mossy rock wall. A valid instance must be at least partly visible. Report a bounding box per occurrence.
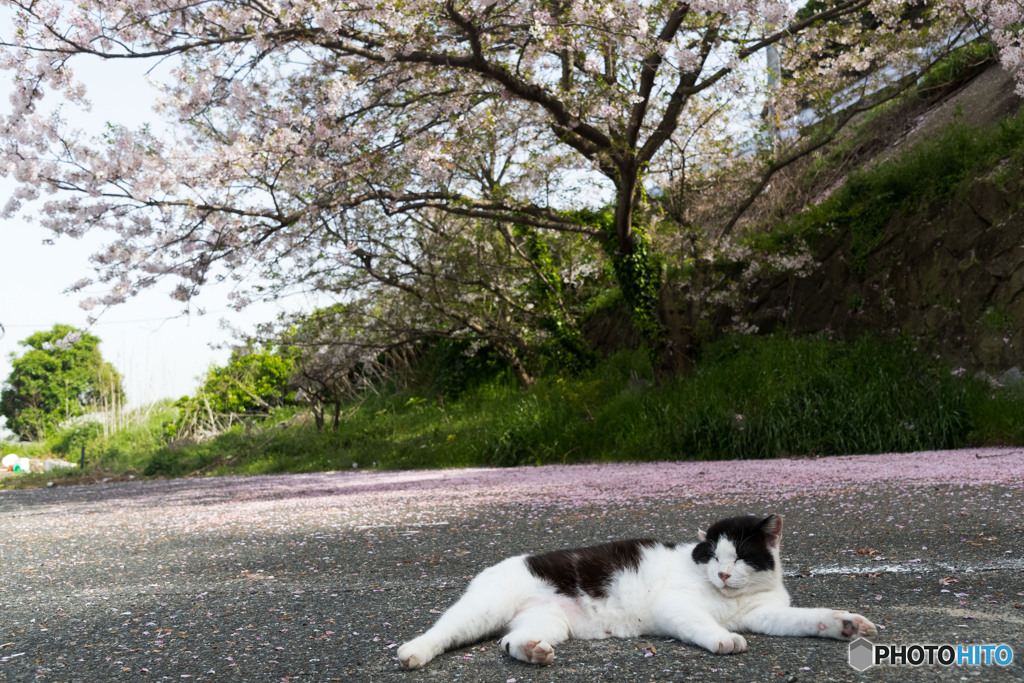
[752,164,1024,370]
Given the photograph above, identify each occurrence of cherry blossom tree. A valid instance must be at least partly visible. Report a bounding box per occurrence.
[0,0,1018,377]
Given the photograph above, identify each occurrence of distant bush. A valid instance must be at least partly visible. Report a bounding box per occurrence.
[173,345,295,438]
[0,324,124,441]
[50,420,104,456]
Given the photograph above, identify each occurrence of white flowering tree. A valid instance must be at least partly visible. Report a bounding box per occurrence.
[1,0,1020,377]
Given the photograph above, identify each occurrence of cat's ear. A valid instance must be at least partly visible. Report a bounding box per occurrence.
[692,537,715,564]
[760,514,783,549]
[697,529,707,542]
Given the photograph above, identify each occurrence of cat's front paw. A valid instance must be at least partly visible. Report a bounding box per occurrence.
[499,635,555,665]
[714,632,748,655]
[523,639,554,665]
[397,639,434,669]
[819,611,877,640]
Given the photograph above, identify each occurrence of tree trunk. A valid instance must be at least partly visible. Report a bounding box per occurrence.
[652,282,695,382]
[610,165,696,382]
[313,401,324,432]
[506,351,536,389]
[494,341,535,389]
[614,164,639,254]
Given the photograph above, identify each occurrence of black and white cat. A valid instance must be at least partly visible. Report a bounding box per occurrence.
[398,514,877,668]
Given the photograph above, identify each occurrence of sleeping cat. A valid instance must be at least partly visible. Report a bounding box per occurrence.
[398,514,877,668]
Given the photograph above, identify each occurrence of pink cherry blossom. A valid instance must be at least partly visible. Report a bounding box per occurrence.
[0,0,1015,317]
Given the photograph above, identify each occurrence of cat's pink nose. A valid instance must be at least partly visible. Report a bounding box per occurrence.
[718,572,731,582]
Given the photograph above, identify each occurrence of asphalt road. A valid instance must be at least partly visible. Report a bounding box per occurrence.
[1,450,1022,682]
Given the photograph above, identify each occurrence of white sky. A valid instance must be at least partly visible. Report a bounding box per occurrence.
[0,53,310,433]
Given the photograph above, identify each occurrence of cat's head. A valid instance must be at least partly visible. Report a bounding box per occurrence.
[691,514,783,595]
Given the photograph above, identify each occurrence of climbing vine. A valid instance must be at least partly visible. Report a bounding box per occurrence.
[514,224,596,372]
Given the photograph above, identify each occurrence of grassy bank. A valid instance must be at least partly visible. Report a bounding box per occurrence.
[4,334,1021,488]
[758,105,1024,269]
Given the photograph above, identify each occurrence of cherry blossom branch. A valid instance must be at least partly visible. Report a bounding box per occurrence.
[720,26,974,237]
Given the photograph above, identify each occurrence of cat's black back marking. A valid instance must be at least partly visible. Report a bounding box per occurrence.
[526,539,666,598]
[691,515,776,571]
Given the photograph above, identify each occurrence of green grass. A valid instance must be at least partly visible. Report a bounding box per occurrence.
[915,40,995,98]
[656,335,970,459]
[195,334,1016,470]
[1,401,179,487]
[964,377,1024,445]
[4,334,1022,488]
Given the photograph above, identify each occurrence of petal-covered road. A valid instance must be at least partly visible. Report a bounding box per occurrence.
[1,448,1022,681]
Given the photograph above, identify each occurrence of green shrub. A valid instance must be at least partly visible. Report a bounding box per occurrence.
[50,421,104,456]
[425,339,509,399]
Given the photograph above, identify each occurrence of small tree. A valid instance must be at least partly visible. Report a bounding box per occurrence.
[173,345,295,438]
[278,304,421,431]
[0,325,124,441]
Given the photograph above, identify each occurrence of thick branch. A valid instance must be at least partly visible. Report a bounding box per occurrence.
[627,2,691,149]
[637,25,718,165]
[720,38,965,237]
[692,0,874,94]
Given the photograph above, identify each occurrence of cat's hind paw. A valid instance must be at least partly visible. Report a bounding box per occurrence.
[397,639,435,669]
[821,611,877,640]
[714,632,748,655]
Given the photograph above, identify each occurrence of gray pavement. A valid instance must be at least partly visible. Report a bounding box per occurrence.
[0,455,1022,682]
